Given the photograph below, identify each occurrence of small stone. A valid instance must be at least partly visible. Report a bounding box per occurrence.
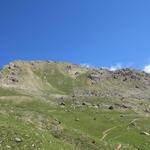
[93,105,98,109]
[140,131,150,136]
[75,118,79,121]
[15,137,22,142]
[6,145,11,148]
[60,102,65,106]
[93,117,96,120]
[82,102,86,106]
[109,106,114,110]
[92,140,96,144]
[32,144,35,147]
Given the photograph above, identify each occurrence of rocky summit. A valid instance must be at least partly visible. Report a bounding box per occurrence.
[0,60,150,150]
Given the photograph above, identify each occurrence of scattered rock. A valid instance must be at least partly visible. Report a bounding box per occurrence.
[115,103,130,109]
[96,104,100,107]
[65,65,72,72]
[31,144,35,147]
[120,115,124,117]
[60,97,64,100]
[6,145,11,148]
[11,78,19,82]
[123,78,127,81]
[144,109,150,113]
[72,95,75,98]
[51,124,63,138]
[82,102,91,106]
[54,119,61,124]
[92,140,96,144]
[140,131,150,136]
[82,102,86,105]
[8,66,12,69]
[109,106,114,110]
[121,97,124,101]
[60,102,65,106]
[75,118,80,121]
[93,117,96,120]
[15,137,22,142]
[10,71,16,76]
[87,73,100,81]
[75,72,79,76]
[93,105,99,109]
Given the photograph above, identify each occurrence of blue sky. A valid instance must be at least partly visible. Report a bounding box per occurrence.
[0,0,150,71]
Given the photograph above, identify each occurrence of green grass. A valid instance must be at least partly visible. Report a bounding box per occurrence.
[0,96,150,150]
[0,115,78,150]
[0,88,22,96]
[33,64,74,95]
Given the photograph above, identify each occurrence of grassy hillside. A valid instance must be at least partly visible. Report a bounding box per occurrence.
[0,61,150,149]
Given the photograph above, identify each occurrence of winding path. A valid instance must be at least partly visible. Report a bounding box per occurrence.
[127,118,139,129]
[128,118,139,124]
[100,126,117,141]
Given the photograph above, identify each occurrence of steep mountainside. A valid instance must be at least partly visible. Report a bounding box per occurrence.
[0,61,150,150]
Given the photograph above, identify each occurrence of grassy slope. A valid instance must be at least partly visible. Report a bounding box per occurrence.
[0,61,88,96]
[0,87,22,96]
[0,89,150,150]
[0,61,150,149]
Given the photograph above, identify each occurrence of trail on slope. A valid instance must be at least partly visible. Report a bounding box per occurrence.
[100,126,117,141]
[128,118,139,124]
[100,118,140,149]
[127,118,139,130]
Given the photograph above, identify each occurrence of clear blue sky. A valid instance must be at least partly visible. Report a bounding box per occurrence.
[0,0,150,69]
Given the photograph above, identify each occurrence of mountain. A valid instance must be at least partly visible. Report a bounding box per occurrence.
[0,60,150,150]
